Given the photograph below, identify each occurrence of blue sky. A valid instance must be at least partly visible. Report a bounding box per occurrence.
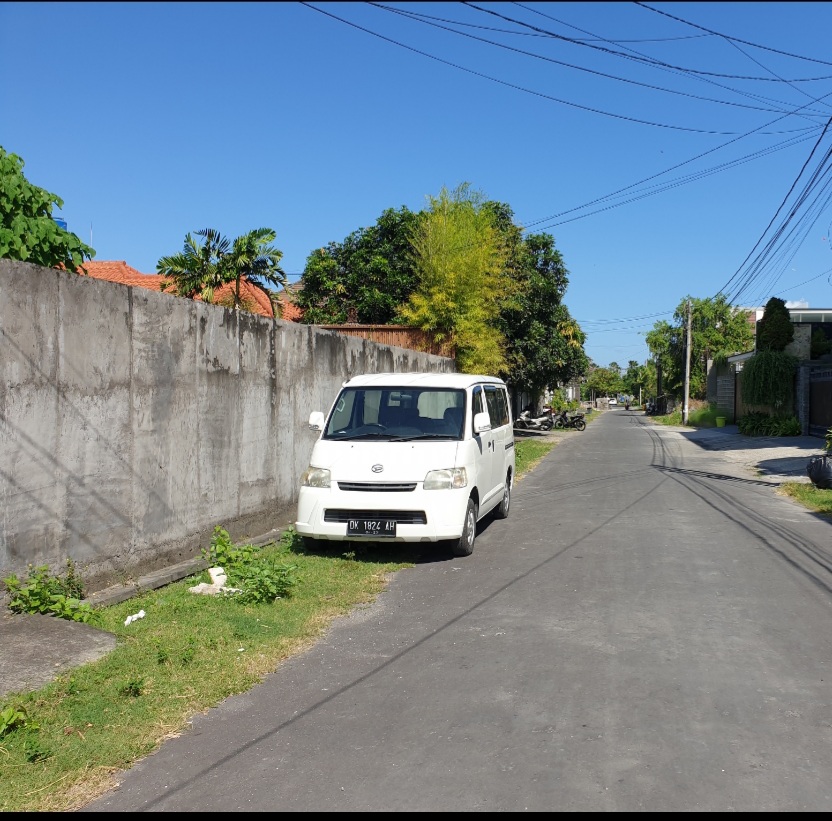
[3,2,832,368]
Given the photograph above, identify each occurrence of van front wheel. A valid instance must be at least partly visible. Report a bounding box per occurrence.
[449,499,477,557]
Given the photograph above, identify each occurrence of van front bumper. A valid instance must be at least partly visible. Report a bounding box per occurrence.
[295,485,471,543]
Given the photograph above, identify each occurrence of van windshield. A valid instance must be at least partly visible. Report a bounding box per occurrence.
[324,387,466,440]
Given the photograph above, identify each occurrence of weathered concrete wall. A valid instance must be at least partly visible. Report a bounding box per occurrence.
[0,260,455,593]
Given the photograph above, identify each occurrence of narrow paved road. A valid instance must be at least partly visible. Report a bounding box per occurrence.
[83,410,832,812]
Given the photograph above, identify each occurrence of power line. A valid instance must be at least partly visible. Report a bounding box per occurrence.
[716,115,832,301]
[371,2,824,119]
[635,1,832,69]
[514,1,832,81]
[301,2,773,135]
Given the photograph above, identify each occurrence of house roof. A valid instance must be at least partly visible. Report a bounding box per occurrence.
[274,281,303,321]
[80,260,166,291]
[77,260,301,321]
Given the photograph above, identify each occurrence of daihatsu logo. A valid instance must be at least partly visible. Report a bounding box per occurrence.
[371,464,384,473]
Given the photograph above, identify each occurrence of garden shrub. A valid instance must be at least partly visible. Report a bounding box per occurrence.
[737,412,800,437]
[741,350,798,410]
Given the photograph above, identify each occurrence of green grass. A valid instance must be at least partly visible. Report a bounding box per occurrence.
[515,438,557,478]
[0,438,561,812]
[779,482,832,516]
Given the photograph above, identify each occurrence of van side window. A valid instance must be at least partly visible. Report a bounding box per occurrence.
[496,387,510,427]
[484,385,509,428]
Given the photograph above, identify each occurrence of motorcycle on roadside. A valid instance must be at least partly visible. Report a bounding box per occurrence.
[553,409,587,432]
[514,406,555,431]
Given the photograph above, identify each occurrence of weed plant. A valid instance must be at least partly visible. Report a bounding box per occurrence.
[3,560,97,624]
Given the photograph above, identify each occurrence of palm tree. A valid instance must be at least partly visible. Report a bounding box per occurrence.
[156,228,230,302]
[220,228,287,311]
[157,227,287,313]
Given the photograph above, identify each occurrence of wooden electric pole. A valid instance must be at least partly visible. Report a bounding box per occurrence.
[683,299,692,424]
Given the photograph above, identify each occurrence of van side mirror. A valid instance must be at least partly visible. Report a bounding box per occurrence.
[308,411,325,431]
[473,411,491,434]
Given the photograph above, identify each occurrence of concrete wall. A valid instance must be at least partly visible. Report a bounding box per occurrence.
[0,260,455,593]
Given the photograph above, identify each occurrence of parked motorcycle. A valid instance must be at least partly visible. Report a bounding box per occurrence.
[553,409,586,432]
[515,407,554,431]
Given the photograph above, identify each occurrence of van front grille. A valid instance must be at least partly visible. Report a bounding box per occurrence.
[324,509,427,525]
[338,481,417,492]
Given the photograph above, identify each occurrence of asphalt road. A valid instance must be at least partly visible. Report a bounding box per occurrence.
[82,410,832,812]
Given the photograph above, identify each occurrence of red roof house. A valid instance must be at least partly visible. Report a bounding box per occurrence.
[77,260,300,321]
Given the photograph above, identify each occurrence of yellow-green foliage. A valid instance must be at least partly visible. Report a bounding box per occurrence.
[398,183,514,375]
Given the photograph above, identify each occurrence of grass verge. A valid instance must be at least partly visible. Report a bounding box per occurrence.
[515,438,557,479]
[779,482,832,516]
[1,438,557,811]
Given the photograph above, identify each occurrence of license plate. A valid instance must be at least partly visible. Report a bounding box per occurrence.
[347,518,397,537]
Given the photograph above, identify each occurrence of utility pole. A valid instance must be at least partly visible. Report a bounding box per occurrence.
[683,298,692,424]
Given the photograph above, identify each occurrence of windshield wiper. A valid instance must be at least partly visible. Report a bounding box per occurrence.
[388,433,457,441]
[330,432,394,441]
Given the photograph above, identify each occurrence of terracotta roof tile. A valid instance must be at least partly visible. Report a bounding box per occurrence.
[79,260,167,291]
[275,285,304,321]
[75,260,302,321]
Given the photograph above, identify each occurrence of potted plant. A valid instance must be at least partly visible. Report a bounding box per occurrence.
[807,427,832,489]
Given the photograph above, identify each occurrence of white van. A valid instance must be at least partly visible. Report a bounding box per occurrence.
[295,372,515,557]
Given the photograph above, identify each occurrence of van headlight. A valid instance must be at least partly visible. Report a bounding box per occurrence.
[423,467,467,490]
[301,467,331,488]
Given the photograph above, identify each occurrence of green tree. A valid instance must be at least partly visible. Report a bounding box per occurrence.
[294,190,587,384]
[584,366,621,399]
[398,183,512,375]
[497,229,588,396]
[157,228,229,302]
[755,296,794,352]
[646,294,754,400]
[157,227,286,312]
[0,146,94,270]
[296,207,420,324]
[221,228,286,311]
[622,360,646,399]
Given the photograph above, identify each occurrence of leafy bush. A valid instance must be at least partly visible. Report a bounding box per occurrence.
[201,526,298,604]
[737,412,801,437]
[227,554,299,605]
[2,561,97,623]
[201,526,258,575]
